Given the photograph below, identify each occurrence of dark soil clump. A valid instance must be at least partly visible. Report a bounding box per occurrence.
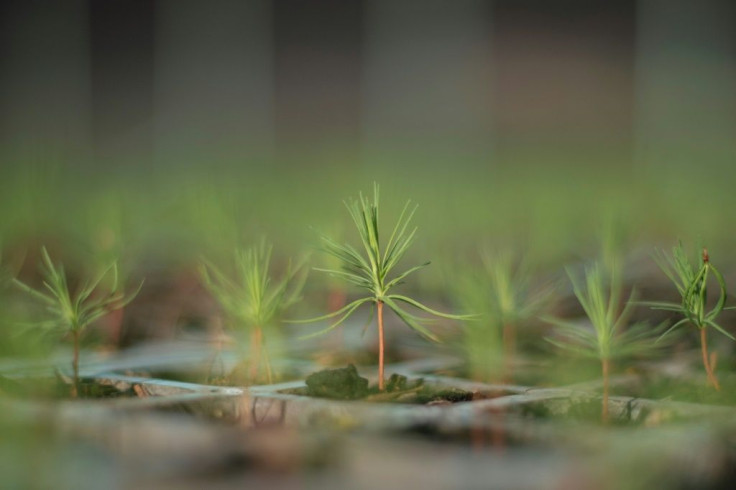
[299,365,475,405]
[305,364,370,400]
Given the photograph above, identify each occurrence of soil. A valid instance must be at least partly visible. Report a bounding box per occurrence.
[289,365,477,405]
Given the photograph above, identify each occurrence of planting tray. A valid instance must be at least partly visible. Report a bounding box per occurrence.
[3,342,736,489]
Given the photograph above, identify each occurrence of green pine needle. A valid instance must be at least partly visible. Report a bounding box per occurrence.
[294,184,472,340]
[13,247,141,336]
[644,242,733,341]
[545,261,663,361]
[200,239,308,332]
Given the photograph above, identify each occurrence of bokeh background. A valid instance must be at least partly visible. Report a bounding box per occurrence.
[2,4,736,488]
[1,0,735,286]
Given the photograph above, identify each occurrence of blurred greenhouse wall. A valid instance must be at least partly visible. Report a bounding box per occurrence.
[362,0,494,165]
[0,0,92,162]
[1,0,736,268]
[634,0,736,170]
[154,0,274,168]
[1,0,734,172]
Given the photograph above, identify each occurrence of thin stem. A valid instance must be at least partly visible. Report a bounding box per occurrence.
[71,330,80,398]
[601,358,610,424]
[700,328,721,390]
[250,327,263,383]
[262,342,273,384]
[377,300,385,391]
[207,320,225,382]
[503,323,515,383]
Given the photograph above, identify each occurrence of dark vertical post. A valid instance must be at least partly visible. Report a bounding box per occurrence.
[634,0,736,170]
[492,0,637,167]
[0,0,92,164]
[273,0,364,167]
[154,0,274,170]
[90,0,155,171]
[362,0,494,169]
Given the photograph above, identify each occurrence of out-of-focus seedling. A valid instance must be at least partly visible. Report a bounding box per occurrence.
[0,246,8,292]
[295,184,472,390]
[647,243,732,390]
[450,265,504,383]
[546,262,660,423]
[451,249,553,383]
[13,247,140,397]
[201,240,307,384]
[480,249,553,382]
[0,247,9,344]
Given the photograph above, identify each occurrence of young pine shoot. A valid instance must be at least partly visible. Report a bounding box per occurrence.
[450,266,504,383]
[0,246,7,291]
[546,262,659,423]
[0,247,8,342]
[13,247,140,398]
[647,244,732,390]
[296,184,471,391]
[200,240,306,384]
[480,249,553,382]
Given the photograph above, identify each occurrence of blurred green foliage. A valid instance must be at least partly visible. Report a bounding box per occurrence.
[3,158,736,282]
[200,239,307,383]
[2,155,736,364]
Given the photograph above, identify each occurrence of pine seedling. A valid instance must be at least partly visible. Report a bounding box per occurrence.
[0,247,8,292]
[0,247,9,336]
[647,243,732,390]
[200,240,307,384]
[449,266,504,383]
[480,249,554,382]
[13,247,140,397]
[546,262,660,423]
[295,184,472,390]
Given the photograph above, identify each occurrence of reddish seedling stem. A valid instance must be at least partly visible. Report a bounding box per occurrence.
[503,323,515,383]
[250,327,263,382]
[700,328,721,391]
[71,330,80,398]
[327,288,347,314]
[377,301,385,391]
[601,358,610,424]
[328,289,347,350]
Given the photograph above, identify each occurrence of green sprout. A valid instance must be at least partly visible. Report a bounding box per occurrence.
[13,247,141,397]
[546,262,659,423]
[480,249,553,382]
[450,265,504,383]
[451,250,553,383]
[200,240,307,384]
[0,246,7,291]
[647,243,732,390]
[295,184,471,391]
[0,248,9,352]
